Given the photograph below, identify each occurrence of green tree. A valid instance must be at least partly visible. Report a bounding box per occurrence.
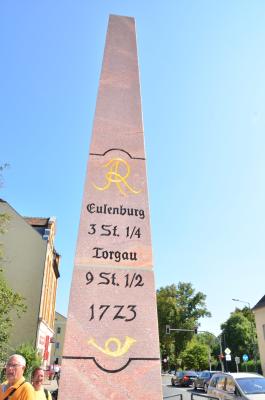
[157,282,211,364]
[15,343,41,380]
[195,332,221,370]
[220,308,258,366]
[0,163,9,187]
[0,270,27,362]
[180,337,209,370]
[0,165,26,363]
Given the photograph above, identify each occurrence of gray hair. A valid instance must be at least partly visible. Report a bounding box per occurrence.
[8,354,26,367]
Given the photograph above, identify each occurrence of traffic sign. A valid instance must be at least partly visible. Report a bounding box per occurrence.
[225,348,231,355]
[242,354,249,362]
[225,354,231,361]
[235,356,240,364]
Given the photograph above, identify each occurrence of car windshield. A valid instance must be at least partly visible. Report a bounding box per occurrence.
[236,377,265,394]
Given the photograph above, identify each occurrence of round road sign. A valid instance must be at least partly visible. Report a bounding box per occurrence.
[242,354,249,362]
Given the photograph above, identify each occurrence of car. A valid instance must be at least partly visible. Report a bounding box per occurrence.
[193,370,221,392]
[171,370,198,387]
[207,372,265,400]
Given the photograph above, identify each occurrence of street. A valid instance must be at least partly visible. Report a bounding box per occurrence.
[45,374,211,400]
[162,374,210,400]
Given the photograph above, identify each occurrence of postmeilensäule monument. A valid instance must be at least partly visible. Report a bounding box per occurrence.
[58,15,163,399]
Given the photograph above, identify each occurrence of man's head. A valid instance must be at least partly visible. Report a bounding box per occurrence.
[5,354,26,386]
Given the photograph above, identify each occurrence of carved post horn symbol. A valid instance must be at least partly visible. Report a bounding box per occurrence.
[87,336,136,358]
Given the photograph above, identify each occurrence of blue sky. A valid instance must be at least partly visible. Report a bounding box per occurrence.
[1,1,265,336]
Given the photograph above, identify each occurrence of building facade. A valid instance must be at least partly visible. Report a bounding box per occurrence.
[253,295,265,375]
[50,312,67,365]
[0,199,60,366]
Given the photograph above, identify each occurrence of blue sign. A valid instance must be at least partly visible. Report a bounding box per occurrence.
[242,354,249,362]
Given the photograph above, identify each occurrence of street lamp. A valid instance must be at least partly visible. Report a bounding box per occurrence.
[232,298,251,309]
[232,298,257,372]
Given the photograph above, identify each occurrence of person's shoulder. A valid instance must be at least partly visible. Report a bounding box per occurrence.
[20,381,35,399]
[0,381,8,393]
[23,381,33,388]
[22,381,35,393]
[43,388,52,400]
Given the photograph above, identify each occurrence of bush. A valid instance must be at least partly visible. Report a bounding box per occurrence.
[15,343,42,380]
[238,360,262,374]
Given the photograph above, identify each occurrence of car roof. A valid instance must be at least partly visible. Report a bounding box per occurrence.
[214,372,263,379]
[229,373,263,379]
[201,370,220,373]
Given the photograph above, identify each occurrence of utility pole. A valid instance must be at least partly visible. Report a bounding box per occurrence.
[165,326,224,372]
[199,330,224,372]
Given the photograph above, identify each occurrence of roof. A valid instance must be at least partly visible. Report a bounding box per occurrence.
[253,295,265,311]
[24,217,50,227]
[216,372,263,379]
[55,311,67,320]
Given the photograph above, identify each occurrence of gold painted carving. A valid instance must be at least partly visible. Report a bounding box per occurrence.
[92,158,141,196]
[87,336,136,357]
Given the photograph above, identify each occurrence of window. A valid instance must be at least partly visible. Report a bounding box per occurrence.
[225,377,235,393]
[216,376,225,390]
[237,377,265,394]
[210,376,218,388]
[57,327,61,334]
[55,342,60,349]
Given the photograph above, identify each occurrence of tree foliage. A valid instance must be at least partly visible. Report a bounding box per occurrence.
[0,163,9,191]
[15,343,42,380]
[0,167,26,363]
[157,282,211,364]
[180,338,210,370]
[0,270,27,362]
[220,308,258,361]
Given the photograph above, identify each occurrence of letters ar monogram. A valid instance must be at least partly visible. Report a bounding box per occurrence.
[93,158,141,196]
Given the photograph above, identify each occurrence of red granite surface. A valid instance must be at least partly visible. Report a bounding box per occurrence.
[58,15,162,400]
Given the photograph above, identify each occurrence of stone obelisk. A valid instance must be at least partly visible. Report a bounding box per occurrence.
[58,15,162,399]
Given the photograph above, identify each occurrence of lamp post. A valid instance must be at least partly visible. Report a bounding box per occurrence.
[232,298,251,309]
[232,298,257,372]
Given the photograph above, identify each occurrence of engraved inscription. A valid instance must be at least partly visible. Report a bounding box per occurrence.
[88,224,141,239]
[85,271,145,288]
[92,247,137,263]
[86,203,145,219]
[88,304,137,322]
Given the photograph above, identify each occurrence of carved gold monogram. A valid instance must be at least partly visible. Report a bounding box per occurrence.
[92,158,141,196]
[87,336,136,357]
